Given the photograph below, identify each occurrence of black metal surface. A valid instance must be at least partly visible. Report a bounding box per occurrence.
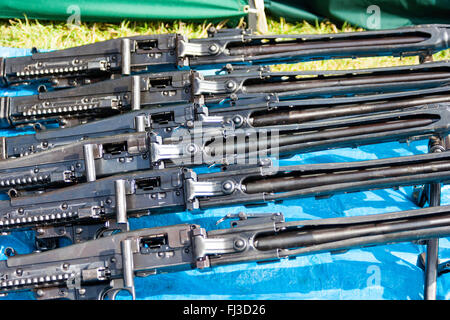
[253,212,450,251]
[227,35,428,56]
[250,94,450,127]
[1,102,200,159]
[195,151,450,208]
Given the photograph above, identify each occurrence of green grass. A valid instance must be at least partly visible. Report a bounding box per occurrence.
[0,16,449,72]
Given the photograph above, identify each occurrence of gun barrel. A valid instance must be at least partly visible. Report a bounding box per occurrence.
[230,35,428,57]
[208,205,450,267]
[244,71,450,94]
[254,213,450,250]
[277,118,434,145]
[219,117,435,153]
[251,94,450,126]
[244,159,450,194]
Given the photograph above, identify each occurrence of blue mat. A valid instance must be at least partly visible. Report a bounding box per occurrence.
[0,46,449,300]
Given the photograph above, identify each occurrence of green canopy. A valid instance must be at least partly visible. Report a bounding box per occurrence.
[0,0,448,30]
[0,0,248,23]
[265,0,450,29]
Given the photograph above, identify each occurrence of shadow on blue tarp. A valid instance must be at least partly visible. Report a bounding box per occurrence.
[0,46,449,300]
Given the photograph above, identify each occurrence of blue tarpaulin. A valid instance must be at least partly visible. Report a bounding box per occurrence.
[0,46,449,300]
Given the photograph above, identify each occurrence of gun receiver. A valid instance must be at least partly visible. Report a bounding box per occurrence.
[1,25,449,89]
[0,102,227,159]
[1,206,450,299]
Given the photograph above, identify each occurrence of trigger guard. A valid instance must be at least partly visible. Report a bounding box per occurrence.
[101,286,135,300]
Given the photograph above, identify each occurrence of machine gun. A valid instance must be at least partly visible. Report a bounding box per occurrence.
[0,25,449,90]
[2,60,450,129]
[0,100,449,195]
[1,205,450,300]
[3,88,450,164]
[1,151,450,249]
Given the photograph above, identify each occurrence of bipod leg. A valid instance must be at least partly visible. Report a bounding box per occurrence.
[423,136,446,299]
